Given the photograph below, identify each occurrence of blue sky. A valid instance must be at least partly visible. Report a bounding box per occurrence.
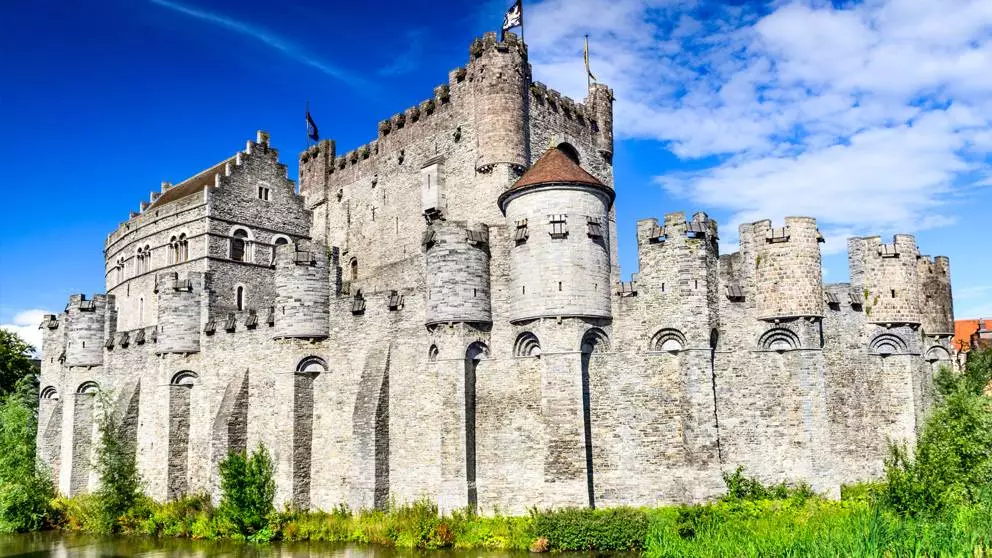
[2,0,990,349]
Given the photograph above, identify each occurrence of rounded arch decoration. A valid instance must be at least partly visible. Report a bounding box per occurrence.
[40,386,59,400]
[171,370,198,387]
[581,328,610,354]
[296,356,327,375]
[513,332,542,357]
[76,381,99,395]
[869,333,908,356]
[651,328,687,352]
[758,328,800,353]
[924,345,951,362]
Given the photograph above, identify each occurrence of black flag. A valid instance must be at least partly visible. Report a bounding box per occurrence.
[306,111,319,142]
[501,0,522,41]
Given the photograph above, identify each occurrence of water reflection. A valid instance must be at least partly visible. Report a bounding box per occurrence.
[1,531,543,558]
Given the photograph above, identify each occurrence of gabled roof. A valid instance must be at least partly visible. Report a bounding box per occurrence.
[148,156,235,210]
[498,146,613,211]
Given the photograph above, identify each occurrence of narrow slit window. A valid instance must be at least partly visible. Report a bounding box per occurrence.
[586,217,603,238]
[514,219,529,242]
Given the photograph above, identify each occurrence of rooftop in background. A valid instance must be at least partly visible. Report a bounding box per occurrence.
[953,318,992,353]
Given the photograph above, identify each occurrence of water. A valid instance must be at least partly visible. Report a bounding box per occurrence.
[0,531,580,558]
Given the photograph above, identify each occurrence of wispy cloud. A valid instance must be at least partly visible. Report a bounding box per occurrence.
[1,309,50,355]
[524,0,992,242]
[149,0,367,87]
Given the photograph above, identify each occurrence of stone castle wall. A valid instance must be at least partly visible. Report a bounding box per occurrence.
[36,32,955,514]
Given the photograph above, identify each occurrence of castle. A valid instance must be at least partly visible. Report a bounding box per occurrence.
[36,32,956,514]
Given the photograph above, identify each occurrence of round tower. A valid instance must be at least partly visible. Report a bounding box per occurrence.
[498,146,614,322]
[155,271,203,353]
[424,221,492,325]
[469,32,529,173]
[917,256,953,335]
[848,234,922,325]
[274,239,330,338]
[740,217,824,320]
[65,294,110,367]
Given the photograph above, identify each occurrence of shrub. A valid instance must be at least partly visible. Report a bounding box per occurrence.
[882,349,992,517]
[92,392,144,533]
[721,466,814,503]
[531,506,649,551]
[217,444,276,538]
[0,381,54,533]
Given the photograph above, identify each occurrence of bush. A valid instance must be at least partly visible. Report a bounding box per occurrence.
[882,349,992,517]
[92,392,144,533]
[217,444,276,538]
[721,466,815,503]
[531,506,649,551]
[0,380,54,533]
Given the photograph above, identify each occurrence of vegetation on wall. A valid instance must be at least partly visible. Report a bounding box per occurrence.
[8,345,992,555]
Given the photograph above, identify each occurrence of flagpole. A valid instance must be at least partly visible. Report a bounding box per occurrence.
[520,0,525,45]
[585,35,590,90]
[306,100,311,148]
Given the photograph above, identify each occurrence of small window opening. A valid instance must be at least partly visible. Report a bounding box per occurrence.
[230,229,249,262]
[351,259,359,281]
[522,285,526,295]
[661,282,666,293]
[257,186,270,201]
[236,286,245,311]
[891,289,896,298]
[558,281,562,291]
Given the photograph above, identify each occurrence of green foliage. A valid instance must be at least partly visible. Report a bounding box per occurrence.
[882,347,992,517]
[92,392,144,534]
[217,444,276,538]
[0,329,36,398]
[530,506,649,551]
[721,466,815,503]
[0,383,53,533]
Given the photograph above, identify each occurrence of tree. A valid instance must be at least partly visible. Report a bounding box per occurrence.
[0,329,37,399]
[93,391,143,534]
[217,444,276,538]
[0,380,53,532]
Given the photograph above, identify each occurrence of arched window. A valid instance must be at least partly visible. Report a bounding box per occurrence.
[171,370,198,387]
[136,247,144,275]
[230,229,249,262]
[169,235,178,264]
[139,297,144,323]
[869,333,908,356]
[271,235,290,265]
[428,344,439,362]
[178,233,188,262]
[115,257,125,284]
[236,286,245,311]
[350,258,359,281]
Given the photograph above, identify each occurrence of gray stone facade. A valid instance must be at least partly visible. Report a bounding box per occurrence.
[37,32,955,513]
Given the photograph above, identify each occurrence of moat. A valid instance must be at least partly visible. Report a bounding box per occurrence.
[3,532,612,558]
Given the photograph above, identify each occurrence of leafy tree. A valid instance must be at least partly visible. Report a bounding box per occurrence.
[0,329,37,399]
[217,444,275,538]
[93,392,143,533]
[883,348,992,516]
[0,380,53,532]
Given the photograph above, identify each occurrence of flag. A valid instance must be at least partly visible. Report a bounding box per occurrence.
[584,35,596,83]
[306,111,319,142]
[501,0,522,40]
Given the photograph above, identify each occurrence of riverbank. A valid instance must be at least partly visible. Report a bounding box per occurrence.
[45,488,992,556]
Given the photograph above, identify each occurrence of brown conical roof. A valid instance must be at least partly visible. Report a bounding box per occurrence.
[498,146,613,212]
[512,146,606,190]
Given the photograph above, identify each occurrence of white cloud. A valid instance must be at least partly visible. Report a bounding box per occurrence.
[1,309,50,356]
[525,0,992,241]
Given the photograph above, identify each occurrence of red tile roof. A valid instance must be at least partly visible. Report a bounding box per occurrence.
[954,318,992,352]
[498,146,613,210]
